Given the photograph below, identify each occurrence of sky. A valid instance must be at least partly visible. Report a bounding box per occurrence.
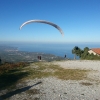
[0,0,100,43]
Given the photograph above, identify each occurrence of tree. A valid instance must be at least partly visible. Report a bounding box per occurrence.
[84,47,89,53]
[72,46,82,59]
[81,47,89,59]
[72,46,100,60]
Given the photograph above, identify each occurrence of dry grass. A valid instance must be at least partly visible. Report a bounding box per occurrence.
[0,61,92,92]
[54,68,88,80]
[23,62,90,81]
[26,89,40,95]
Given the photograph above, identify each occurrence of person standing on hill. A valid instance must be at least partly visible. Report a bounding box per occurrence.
[37,56,41,60]
[64,54,66,58]
[40,56,41,60]
[0,57,1,64]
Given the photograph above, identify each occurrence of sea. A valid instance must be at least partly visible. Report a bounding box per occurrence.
[1,42,100,59]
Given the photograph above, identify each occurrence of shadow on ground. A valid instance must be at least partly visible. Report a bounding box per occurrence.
[0,69,30,90]
[0,81,42,100]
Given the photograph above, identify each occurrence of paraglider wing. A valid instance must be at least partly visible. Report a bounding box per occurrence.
[20,20,64,35]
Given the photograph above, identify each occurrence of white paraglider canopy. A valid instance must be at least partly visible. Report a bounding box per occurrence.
[20,19,64,36]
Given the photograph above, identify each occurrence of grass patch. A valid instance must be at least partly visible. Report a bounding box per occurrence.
[54,68,88,80]
[23,63,52,79]
[0,62,90,90]
[24,62,89,81]
[0,62,30,90]
[0,68,29,90]
[26,89,40,95]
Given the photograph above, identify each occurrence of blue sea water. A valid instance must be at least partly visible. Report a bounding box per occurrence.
[4,42,100,59]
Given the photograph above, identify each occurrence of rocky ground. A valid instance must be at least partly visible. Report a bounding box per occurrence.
[0,60,100,100]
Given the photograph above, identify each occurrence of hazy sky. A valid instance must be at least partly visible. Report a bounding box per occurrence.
[0,0,100,43]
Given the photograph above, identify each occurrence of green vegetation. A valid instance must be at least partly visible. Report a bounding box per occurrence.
[0,62,29,90]
[23,62,89,80]
[72,46,100,60]
[72,46,82,59]
[54,68,88,80]
[0,62,90,90]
